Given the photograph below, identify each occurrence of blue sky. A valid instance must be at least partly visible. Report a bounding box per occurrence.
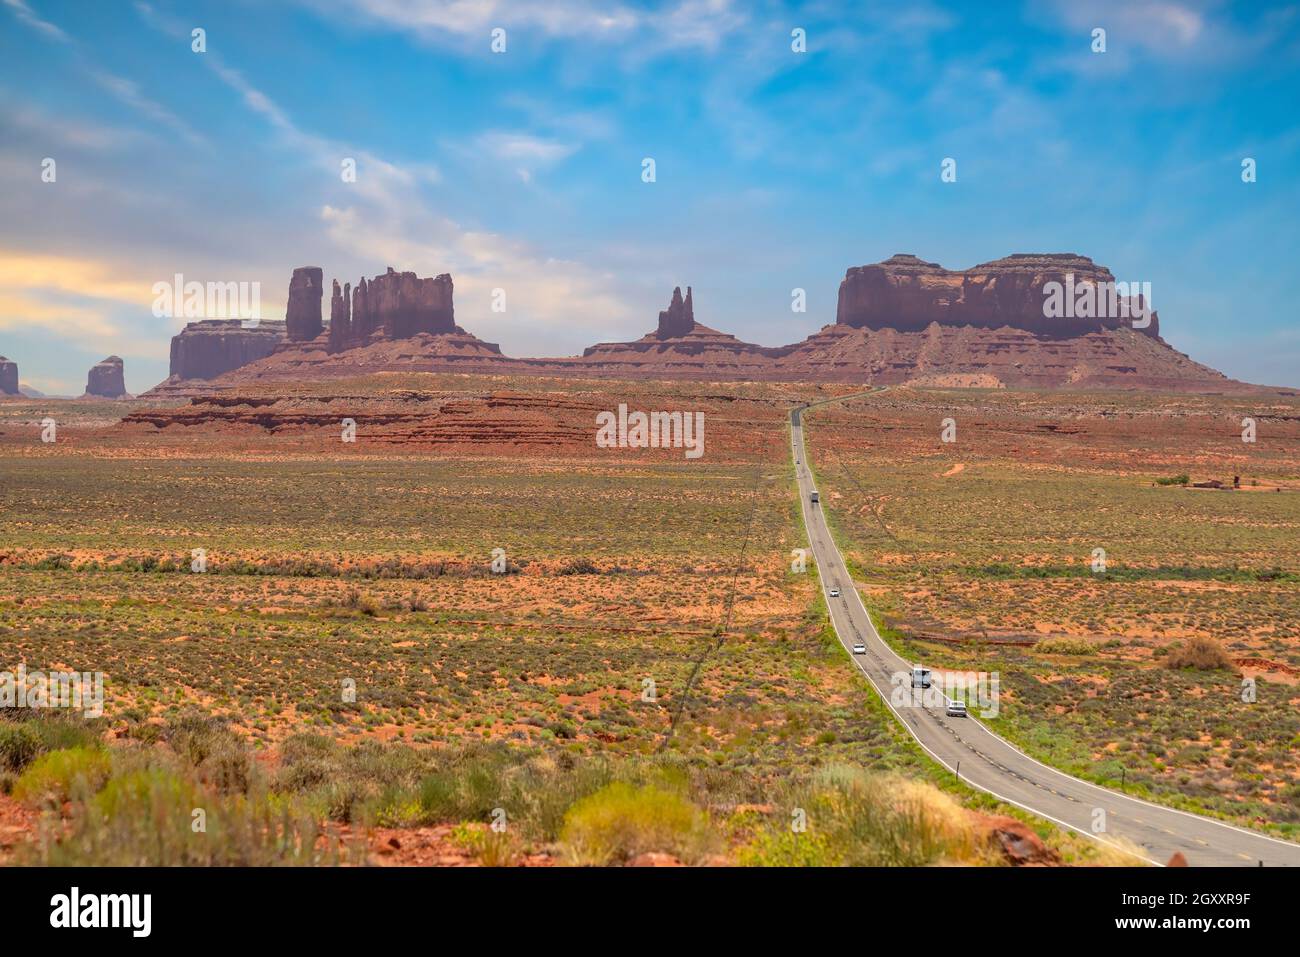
[1,0,1298,393]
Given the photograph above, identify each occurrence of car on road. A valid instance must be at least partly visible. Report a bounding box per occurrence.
[911,666,931,688]
[809,490,819,503]
[852,643,866,655]
[946,700,968,718]
[828,587,840,598]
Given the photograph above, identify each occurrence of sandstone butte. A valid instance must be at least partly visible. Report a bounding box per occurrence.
[83,355,129,399]
[0,356,18,396]
[137,254,1291,397]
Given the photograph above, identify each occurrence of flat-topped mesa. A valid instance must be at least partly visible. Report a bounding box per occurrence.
[85,355,127,398]
[285,266,324,341]
[0,356,18,395]
[167,319,287,381]
[836,253,1160,339]
[656,286,695,338]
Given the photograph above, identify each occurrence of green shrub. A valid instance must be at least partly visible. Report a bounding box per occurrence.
[1034,637,1097,656]
[737,828,838,866]
[275,734,343,792]
[559,782,711,865]
[13,747,111,806]
[166,715,254,795]
[450,823,519,866]
[27,716,102,754]
[757,769,992,867]
[0,723,41,772]
[33,768,344,866]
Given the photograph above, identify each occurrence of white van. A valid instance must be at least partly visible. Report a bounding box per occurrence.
[911,666,931,689]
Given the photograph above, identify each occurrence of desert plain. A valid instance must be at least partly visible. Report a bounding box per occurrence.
[0,374,1295,865]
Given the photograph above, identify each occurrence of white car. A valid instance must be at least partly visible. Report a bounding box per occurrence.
[852,643,866,655]
[946,700,968,718]
[828,587,841,598]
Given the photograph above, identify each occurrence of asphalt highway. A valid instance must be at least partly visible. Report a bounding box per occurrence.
[791,398,1300,866]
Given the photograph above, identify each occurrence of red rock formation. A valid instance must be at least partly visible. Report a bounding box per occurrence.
[137,256,1280,394]
[285,266,324,341]
[656,286,695,338]
[340,265,457,348]
[573,286,778,375]
[836,253,1159,339]
[216,328,508,383]
[328,279,352,353]
[146,319,286,395]
[0,356,18,396]
[769,320,1239,391]
[85,355,127,398]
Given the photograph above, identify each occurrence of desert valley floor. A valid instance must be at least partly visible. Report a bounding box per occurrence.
[0,375,1296,865]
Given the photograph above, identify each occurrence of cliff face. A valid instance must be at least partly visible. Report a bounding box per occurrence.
[285,267,324,341]
[655,286,695,338]
[836,253,1159,339]
[321,268,456,351]
[167,319,287,380]
[85,355,127,398]
[0,356,18,395]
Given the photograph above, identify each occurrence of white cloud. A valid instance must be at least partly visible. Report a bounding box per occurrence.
[296,0,746,51]
[1,0,68,42]
[85,69,207,147]
[476,131,578,164]
[3,1,206,145]
[320,203,633,355]
[0,97,144,150]
[1048,1,1204,54]
[470,131,578,182]
[126,4,636,355]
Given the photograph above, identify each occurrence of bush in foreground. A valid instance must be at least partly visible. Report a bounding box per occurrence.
[559,782,714,865]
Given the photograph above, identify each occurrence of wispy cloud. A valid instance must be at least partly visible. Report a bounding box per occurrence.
[135,0,635,353]
[471,131,578,181]
[3,0,206,145]
[1042,0,1295,64]
[0,95,144,150]
[296,0,746,51]
[1,0,68,42]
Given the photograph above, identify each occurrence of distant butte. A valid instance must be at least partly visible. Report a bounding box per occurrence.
[0,356,18,396]
[84,355,129,398]
[571,286,780,374]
